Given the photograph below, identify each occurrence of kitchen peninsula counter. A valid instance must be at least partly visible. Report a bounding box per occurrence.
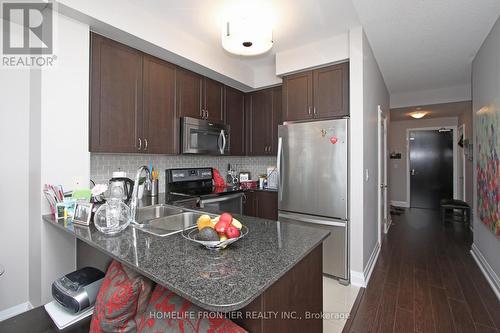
[43,212,328,314]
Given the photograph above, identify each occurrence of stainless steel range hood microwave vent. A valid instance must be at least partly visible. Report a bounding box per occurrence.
[181,117,230,155]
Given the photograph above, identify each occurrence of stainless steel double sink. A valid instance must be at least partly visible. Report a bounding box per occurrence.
[132,204,213,237]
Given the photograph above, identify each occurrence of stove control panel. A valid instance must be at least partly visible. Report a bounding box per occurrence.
[167,168,213,183]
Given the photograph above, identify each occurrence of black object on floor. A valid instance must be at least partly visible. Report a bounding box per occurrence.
[0,305,91,333]
[440,199,471,226]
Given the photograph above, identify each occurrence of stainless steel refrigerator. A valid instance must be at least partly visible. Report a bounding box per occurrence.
[277,119,349,284]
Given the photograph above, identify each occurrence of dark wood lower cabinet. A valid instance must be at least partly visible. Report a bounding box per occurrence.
[234,244,323,333]
[243,191,278,220]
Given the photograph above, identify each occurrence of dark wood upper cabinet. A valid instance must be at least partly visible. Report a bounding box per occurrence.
[247,88,273,156]
[142,55,177,154]
[176,68,203,119]
[282,62,349,122]
[282,71,313,122]
[225,86,245,156]
[270,86,282,155]
[203,78,224,123]
[313,62,349,118]
[246,87,281,156]
[90,34,143,153]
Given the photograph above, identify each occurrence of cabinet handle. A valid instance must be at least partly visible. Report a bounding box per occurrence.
[138,138,142,150]
[206,109,209,119]
[144,138,148,151]
[313,106,317,116]
[308,106,312,115]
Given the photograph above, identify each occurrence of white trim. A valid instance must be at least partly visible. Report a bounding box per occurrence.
[350,242,381,288]
[471,244,500,301]
[390,200,410,208]
[0,301,33,322]
[350,270,366,287]
[364,242,381,285]
[384,215,392,234]
[406,126,458,207]
[378,106,388,245]
[457,124,466,201]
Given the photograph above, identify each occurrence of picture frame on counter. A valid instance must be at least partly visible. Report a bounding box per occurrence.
[73,202,93,226]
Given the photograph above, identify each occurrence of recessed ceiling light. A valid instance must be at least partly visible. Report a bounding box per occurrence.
[410,112,427,119]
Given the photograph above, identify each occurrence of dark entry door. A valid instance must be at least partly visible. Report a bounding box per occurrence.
[410,130,453,209]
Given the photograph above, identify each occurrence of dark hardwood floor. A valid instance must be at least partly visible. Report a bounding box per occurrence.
[344,208,500,333]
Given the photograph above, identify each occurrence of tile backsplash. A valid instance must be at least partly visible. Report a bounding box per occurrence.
[90,153,277,193]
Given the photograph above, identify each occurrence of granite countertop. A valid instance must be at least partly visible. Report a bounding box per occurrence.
[43,210,328,312]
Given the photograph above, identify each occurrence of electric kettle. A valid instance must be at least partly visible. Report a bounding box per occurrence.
[109,171,134,202]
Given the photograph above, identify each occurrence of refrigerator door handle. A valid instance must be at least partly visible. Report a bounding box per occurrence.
[277,137,283,201]
[278,212,347,227]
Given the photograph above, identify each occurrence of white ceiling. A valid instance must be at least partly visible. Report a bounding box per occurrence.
[390,101,472,121]
[351,0,500,94]
[139,0,360,68]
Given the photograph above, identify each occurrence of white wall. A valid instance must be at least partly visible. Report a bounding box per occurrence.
[361,32,390,270]
[55,0,259,91]
[388,117,459,205]
[28,13,90,307]
[390,83,472,109]
[348,27,364,281]
[275,33,349,76]
[471,15,500,298]
[348,27,389,286]
[0,20,30,312]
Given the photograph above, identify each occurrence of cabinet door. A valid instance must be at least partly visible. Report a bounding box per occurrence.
[256,191,278,220]
[90,34,143,153]
[269,86,282,155]
[243,191,256,216]
[176,68,203,119]
[313,62,349,118]
[282,71,313,122]
[142,55,177,154]
[247,89,273,156]
[203,78,224,123]
[225,86,245,155]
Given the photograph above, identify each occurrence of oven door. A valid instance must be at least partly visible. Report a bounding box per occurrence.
[199,193,243,215]
[181,117,230,155]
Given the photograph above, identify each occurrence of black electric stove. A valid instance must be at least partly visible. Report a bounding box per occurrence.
[165,168,244,214]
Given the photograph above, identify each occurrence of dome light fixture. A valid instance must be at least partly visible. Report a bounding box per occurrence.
[410,111,427,119]
[221,12,273,56]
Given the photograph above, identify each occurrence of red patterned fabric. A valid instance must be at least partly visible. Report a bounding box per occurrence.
[138,285,247,333]
[90,260,153,333]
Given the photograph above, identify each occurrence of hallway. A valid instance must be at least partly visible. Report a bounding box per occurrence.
[344,208,500,333]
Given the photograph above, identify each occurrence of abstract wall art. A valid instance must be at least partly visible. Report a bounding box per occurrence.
[476,104,500,237]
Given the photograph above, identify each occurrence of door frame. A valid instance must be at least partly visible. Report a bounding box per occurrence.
[377,106,388,240]
[406,126,458,207]
[457,124,466,201]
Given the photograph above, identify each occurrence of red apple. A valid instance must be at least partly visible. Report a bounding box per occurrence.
[214,212,233,233]
[226,225,240,239]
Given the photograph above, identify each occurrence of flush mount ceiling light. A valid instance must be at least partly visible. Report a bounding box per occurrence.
[410,111,427,119]
[221,4,274,56]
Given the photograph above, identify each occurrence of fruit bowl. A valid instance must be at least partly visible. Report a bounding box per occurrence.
[182,225,249,250]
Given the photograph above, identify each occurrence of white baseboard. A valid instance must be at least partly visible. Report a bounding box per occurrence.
[471,244,500,301]
[0,301,33,322]
[390,200,409,208]
[350,270,366,287]
[364,242,381,285]
[350,242,381,288]
[384,217,392,234]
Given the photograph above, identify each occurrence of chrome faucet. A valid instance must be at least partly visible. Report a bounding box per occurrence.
[129,166,152,223]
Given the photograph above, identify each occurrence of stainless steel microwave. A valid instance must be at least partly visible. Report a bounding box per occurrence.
[181,117,230,155]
